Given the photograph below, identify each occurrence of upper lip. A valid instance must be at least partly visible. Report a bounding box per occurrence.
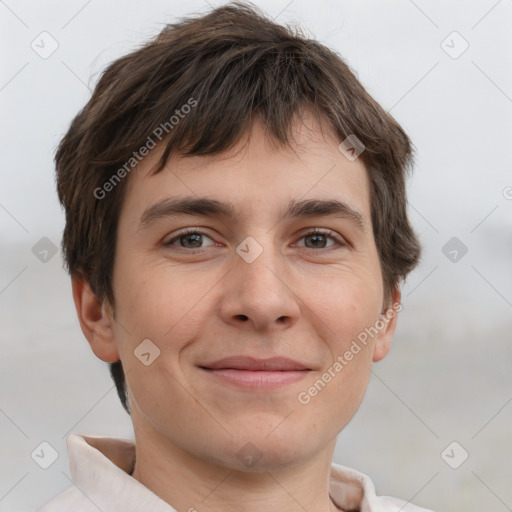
[200,356,311,371]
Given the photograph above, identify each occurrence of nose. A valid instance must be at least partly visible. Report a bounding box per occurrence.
[218,238,300,332]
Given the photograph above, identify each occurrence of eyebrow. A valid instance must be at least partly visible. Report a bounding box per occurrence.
[138,196,367,233]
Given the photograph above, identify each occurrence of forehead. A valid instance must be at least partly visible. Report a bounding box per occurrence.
[120,114,372,229]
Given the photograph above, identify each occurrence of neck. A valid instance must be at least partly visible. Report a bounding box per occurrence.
[130,427,342,512]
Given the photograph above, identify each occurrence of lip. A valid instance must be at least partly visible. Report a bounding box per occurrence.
[198,356,311,390]
[200,356,311,371]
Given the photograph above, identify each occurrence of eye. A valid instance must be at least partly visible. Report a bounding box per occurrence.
[164,228,217,250]
[295,228,344,250]
[163,227,346,252]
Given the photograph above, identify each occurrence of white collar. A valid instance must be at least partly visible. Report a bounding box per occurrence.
[39,434,432,512]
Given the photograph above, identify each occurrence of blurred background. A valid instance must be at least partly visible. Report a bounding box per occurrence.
[1,1,511,511]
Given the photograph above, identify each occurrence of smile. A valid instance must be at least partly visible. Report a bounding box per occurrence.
[200,368,310,389]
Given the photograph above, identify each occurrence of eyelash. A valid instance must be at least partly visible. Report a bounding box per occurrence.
[164,227,346,252]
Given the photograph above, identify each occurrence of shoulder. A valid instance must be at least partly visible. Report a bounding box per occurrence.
[36,485,98,512]
[329,462,435,512]
[374,495,436,511]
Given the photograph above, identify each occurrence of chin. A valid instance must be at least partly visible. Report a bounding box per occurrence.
[214,428,315,472]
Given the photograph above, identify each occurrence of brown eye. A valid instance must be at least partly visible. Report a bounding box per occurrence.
[165,229,216,250]
[304,232,330,249]
[296,229,343,250]
[177,233,203,248]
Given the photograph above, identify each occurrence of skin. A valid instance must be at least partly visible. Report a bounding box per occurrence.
[73,111,401,512]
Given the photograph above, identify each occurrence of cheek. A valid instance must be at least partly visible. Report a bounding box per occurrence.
[113,259,217,341]
[111,262,222,414]
[307,265,383,345]
[302,267,381,411]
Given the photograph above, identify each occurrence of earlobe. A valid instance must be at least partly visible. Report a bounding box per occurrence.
[372,287,401,362]
[71,274,120,363]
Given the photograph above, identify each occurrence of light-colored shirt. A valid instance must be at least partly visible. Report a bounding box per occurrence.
[37,434,434,512]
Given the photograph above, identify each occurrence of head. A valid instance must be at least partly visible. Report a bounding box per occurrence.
[56,2,420,469]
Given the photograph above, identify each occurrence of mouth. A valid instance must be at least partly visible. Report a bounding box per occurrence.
[201,356,311,371]
[198,356,312,390]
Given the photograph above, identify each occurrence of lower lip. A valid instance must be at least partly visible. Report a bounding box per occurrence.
[201,368,310,389]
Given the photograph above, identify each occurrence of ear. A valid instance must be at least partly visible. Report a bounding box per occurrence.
[71,274,120,363]
[372,287,401,362]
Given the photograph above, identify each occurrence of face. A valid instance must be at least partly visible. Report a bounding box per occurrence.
[84,112,399,471]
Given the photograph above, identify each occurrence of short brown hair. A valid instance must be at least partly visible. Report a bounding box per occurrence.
[55,1,421,414]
